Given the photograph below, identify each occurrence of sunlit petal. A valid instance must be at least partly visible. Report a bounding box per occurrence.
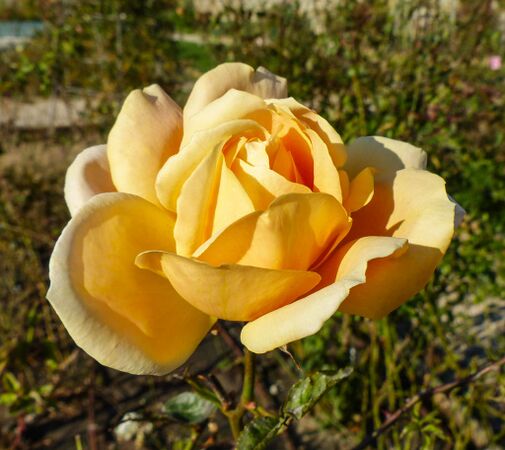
[107,85,182,206]
[136,251,320,321]
[346,136,427,182]
[240,236,407,353]
[341,169,457,318]
[64,145,115,216]
[47,193,214,375]
[184,62,287,120]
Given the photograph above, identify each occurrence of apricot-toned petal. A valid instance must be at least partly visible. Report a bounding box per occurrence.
[233,159,311,210]
[242,141,270,167]
[339,170,350,200]
[196,193,350,271]
[240,236,407,353]
[64,145,115,216]
[213,161,255,234]
[174,148,222,257]
[343,167,375,213]
[136,251,320,321]
[341,168,457,318]
[182,89,267,147]
[47,193,213,375]
[268,97,347,167]
[345,136,427,182]
[184,63,287,121]
[306,129,343,202]
[107,85,182,206]
[156,120,265,210]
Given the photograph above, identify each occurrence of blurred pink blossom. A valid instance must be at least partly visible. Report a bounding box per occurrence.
[488,55,502,71]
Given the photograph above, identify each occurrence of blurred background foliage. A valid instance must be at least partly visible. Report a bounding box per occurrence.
[0,0,504,448]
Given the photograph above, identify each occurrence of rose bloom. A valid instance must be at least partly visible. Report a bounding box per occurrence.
[48,63,464,375]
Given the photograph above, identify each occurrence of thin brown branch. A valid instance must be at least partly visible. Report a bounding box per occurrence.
[215,322,243,358]
[351,356,505,450]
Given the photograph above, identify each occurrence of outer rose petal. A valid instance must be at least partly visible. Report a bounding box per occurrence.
[47,193,214,375]
[107,84,182,206]
[184,63,287,121]
[346,136,427,182]
[64,145,115,216]
[340,169,458,319]
[195,193,351,271]
[240,237,407,353]
[136,251,320,321]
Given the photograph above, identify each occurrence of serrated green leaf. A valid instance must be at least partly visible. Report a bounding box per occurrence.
[283,367,352,420]
[237,416,283,450]
[163,391,216,424]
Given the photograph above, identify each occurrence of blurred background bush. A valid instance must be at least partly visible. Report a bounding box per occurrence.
[0,0,504,448]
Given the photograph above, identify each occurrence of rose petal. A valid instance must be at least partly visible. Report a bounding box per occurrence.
[233,159,311,210]
[184,63,287,121]
[107,85,182,206]
[47,193,213,375]
[345,136,427,182]
[213,161,255,234]
[343,167,375,213]
[64,145,115,216]
[268,97,347,167]
[173,147,222,256]
[136,251,320,321]
[182,89,267,147]
[195,192,351,271]
[340,168,457,318]
[240,236,407,353]
[306,129,343,201]
[156,119,265,211]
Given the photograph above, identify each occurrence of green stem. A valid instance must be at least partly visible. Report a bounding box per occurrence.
[226,348,256,440]
[241,348,255,406]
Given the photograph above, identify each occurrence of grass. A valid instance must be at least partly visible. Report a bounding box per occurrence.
[0,0,504,448]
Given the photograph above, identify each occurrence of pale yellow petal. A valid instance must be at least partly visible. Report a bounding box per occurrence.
[213,161,255,234]
[268,97,347,167]
[233,159,311,210]
[240,236,407,353]
[107,85,182,205]
[47,193,214,375]
[136,251,320,321]
[156,119,265,211]
[339,169,350,200]
[184,63,287,120]
[340,168,457,318]
[182,89,266,147]
[345,136,427,182]
[196,193,351,271]
[343,167,375,213]
[242,141,270,167]
[173,147,222,257]
[306,129,343,202]
[64,145,115,216]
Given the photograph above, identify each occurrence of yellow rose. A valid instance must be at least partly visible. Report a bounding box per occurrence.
[48,63,463,375]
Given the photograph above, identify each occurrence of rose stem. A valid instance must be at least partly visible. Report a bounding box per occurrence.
[226,348,255,440]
